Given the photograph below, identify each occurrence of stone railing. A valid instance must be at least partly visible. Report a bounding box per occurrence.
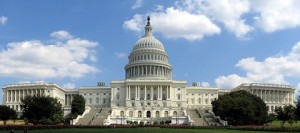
[72,106,91,125]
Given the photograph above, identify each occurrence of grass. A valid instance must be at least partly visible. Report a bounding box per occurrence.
[271,120,300,128]
[0,128,297,133]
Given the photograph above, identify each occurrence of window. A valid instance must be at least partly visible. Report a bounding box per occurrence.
[129,111,133,117]
[89,98,92,104]
[90,93,92,95]
[117,94,119,100]
[103,98,106,103]
[117,88,119,90]
[177,94,180,100]
[96,97,99,103]
[132,103,135,107]
[104,93,106,95]
[178,88,180,91]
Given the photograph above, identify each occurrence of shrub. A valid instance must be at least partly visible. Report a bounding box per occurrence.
[139,121,144,125]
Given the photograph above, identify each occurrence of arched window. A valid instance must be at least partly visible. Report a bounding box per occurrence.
[117,93,120,100]
[164,111,168,117]
[129,111,133,117]
[96,97,99,103]
[156,111,159,118]
[120,111,124,117]
[198,98,201,104]
[173,111,177,116]
[138,111,142,117]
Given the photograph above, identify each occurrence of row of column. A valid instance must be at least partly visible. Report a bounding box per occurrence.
[126,65,171,78]
[65,94,75,106]
[250,89,294,104]
[126,85,171,101]
[6,89,45,103]
[130,54,167,63]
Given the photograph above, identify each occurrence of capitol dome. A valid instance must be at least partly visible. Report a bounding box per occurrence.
[125,16,172,80]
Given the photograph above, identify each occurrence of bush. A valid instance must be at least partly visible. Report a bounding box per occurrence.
[139,121,144,125]
[154,121,158,125]
[134,121,138,125]
[160,121,165,125]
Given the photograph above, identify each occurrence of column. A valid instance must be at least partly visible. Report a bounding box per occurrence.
[151,86,153,100]
[144,86,146,100]
[135,86,138,100]
[166,86,169,100]
[168,86,170,99]
[287,92,290,103]
[157,86,159,100]
[137,86,140,100]
[18,90,21,102]
[126,86,129,100]
[6,90,9,102]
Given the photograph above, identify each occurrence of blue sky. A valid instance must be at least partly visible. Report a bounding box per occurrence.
[1,0,300,104]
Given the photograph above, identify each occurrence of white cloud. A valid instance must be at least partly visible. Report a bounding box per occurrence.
[132,0,143,10]
[125,0,300,40]
[215,74,250,89]
[179,0,253,38]
[63,83,76,89]
[216,41,300,89]
[0,30,99,79]
[201,82,210,87]
[124,7,221,41]
[252,0,300,32]
[0,16,8,25]
[50,30,73,40]
[123,14,144,32]
[114,52,127,58]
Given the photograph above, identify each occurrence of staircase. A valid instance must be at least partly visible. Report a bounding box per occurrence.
[90,108,111,125]
[187,109,207,126]
[199,110,222,126]
[76,108,101,125]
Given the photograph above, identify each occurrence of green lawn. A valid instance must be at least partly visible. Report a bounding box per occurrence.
[1,128,296,133]
[271,121,300,127]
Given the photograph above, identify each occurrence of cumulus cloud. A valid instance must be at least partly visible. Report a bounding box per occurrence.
[252,0,300,32]
[125,0,300,40]
[114,52,127,58]
[132,0,143,9]
[0,30,99,79]
[63,83,76,89]
[179,0,253,38]
[124,7,221,41]
[201,82,210,87]
[0,16,8,25]
[50,30,73,40]
[215,41,300,89]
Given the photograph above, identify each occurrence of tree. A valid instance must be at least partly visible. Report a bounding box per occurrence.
[20,95,63,124]
[295,96,300,120]
[212,90,268,125]
[0,105,17,125]
[275,105,295,128]
[71,95,85,116]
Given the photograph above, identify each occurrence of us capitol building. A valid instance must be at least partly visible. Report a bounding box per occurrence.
[2,17,296,125]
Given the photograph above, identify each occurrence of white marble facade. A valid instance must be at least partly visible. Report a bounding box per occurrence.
[233,83,295,113]
[1,17,296,124]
